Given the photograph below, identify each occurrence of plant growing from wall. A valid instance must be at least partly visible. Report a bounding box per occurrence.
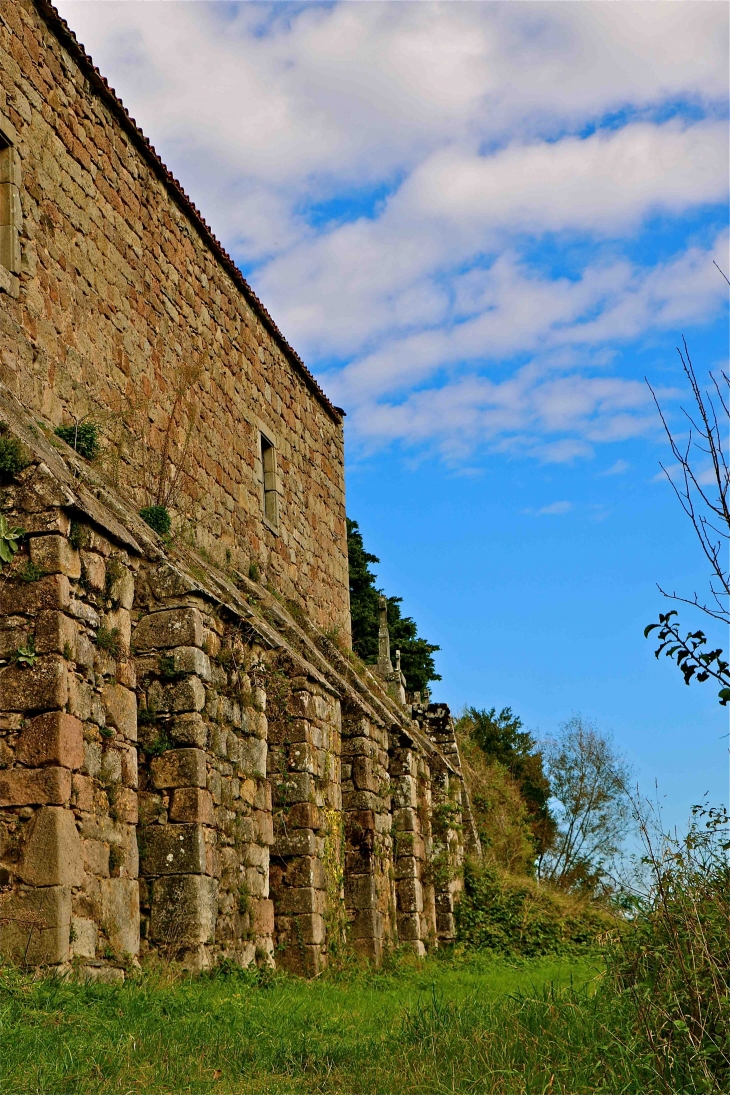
[140,505,171,537]
[14,636,36,668]
[54,420,100,460]
[0,515,24,568]
[95,626,122,658]
[16,560,45,583]
[0,433,29,479]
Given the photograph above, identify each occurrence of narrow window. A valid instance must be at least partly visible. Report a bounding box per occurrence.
[260,433,278,528]
[0,129,20,275]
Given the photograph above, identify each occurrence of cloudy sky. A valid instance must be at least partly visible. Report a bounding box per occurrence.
[58,1,729,827]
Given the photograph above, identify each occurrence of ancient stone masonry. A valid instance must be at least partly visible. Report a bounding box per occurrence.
[0,0,480,978]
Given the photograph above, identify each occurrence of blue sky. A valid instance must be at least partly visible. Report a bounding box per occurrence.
[58,1,729,831]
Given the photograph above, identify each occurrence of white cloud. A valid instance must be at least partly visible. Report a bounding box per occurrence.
[602,460,630,477]
[537,501,573,516]
[55,1,729,462]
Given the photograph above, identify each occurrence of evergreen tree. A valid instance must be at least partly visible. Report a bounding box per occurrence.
[346,518,441,694]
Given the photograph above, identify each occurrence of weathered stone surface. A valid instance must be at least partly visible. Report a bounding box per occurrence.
[18,806,84,886]
[0,885,71,965]
[99,879,140,957]
[82,838,110,878]
[134,609,204,653]
[0,766,71,806]
[71,916,97,959]
[169,647,211,681]
[0,656,68,712]
[271,829,317,858]
[251,898,275,936]
[150,875,218,944]
[141,824,206,876]
[238,737,267,778]
[151,749,207,790]
[16,712,84,770]
[0,575,70,615]
[148,677,206,716]
[29,535,80,578]
[34,610,77,656]
[80,551,105,592]
[274,886,326,915]
[397,877,424,914]
[169,787,214,825]
[344,875,378,911]
[101,683,137,741]
[169,713,207,748]
[108,565,135,610]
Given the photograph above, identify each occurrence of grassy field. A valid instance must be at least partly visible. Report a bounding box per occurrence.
[0,949,658,1095]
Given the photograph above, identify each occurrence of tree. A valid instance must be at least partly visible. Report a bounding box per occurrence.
[538,716,632,892]
[346,518,441,694]
[645,324,730,705]
[457,706,555,858]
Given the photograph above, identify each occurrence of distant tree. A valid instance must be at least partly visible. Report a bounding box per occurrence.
[458,706,555,858]
[645,318,730,705]
[346,518,441,694]
[538,716,632,893]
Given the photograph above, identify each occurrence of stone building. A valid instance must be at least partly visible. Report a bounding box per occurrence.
[0,0,478,978]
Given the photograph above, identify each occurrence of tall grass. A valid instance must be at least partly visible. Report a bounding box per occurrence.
[606,802,730,1093]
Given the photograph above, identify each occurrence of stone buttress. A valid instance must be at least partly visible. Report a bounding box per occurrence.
[0,397,479,977]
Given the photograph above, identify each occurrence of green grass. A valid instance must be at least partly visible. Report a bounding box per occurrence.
[0,951,658,1094]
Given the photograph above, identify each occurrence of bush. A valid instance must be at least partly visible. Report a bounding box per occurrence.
[0,434,29,478]
[139,505,171,536]
[606,804,730,1092]
[456,859,616,956]
[54,422,99,460]
[456,726,536,874]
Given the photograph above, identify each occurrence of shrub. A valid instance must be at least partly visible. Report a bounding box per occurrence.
[456,859,615,956]
[140,505,171,536]
[0,434,29,478]
[54,422,99,460]
[606,804,730,1092]
[95,626,122,657]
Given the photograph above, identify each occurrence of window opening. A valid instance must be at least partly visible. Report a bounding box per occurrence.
[0,128,20,274]
[261,433,278,528]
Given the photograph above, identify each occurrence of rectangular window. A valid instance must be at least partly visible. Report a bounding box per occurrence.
[260,433,278,528]
[0,128,20,275]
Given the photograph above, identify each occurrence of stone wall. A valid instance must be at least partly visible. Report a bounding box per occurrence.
[0,394,478,977]
[0,0,349,634]
[0,0,481,978]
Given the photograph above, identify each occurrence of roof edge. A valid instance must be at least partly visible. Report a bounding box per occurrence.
[32,0,344,426]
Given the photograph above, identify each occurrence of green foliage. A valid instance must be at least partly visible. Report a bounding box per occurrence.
[456,858,615,957]
[95,626,122,658]
[143,732,172,757]
[158,654,181,680]
[248,561,260,582]
[540,717,631,893]
[139,505,171,537]
[457,707,554,857]
[69,521,91,551]
[0,434,29,479]
[108,845,124,874]
[14,635,36,668]
[646,610,730,705]
[0,953,623,1095]
[15,560,45,583]
[0,514,24,567]
[606,803,730,1091]
[54,422,99,460]
[346,517,440,693]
